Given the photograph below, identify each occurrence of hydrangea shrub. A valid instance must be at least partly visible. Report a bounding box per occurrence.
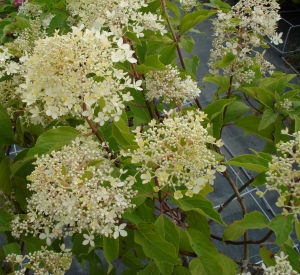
[0,0,299,274]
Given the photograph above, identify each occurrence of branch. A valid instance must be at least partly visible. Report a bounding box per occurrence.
[221,169,249,260]
[82,103,115,159]
[217,177,255,213]
[211,229,273,245]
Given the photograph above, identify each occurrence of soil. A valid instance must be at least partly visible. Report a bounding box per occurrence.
[284,52,300,74]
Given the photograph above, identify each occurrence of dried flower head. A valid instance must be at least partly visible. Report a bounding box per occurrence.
[11,139,136,241]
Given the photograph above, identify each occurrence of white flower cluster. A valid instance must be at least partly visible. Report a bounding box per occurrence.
[11,139,136,242]
[123,110,225,199]
[19,26,139,125]
[6,248,72,275]
[259,131,300,218]
[145,65,201,104]
[8,1,51,56]
[17,0,43,18]
[7,19,46,57]
[262,251,298,275]
[0,47,20,77]
[280,98,293,111]
[66,0,166,38]
[209,0,280,87]
[179,0,198,11]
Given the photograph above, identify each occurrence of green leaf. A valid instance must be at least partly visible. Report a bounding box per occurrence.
[224,101,250,123]
[179,10,216,36]
[215,52,235,68]
[103,236,119,264]
[218,254,238,275]
[10,149,35,178]
[203,98,235,120]
[134,223,181,265]
[124,31,141,45]
[159,43,177,65]
[189,256,223,275]
[186,211,210,238]
[225,154,270,173]
[72,234,90,257]
[26,126,80,157]
[240,87,274,108]
[177,227,193,253]
[128,89,151,127]
[295,219,300,242]
[235,115,274,142]
[166,1,181,19]
[155,260,174,275]
[239,211,269,229]
[180,36,194,54]
[223,222,246,241]
[259,247,275,267]
[262,73,295,94]
[258,109,279,131]
[186,228,218,256]
[130,179,153,208]
[0,157,11,194]
[295,116,300,133]
[269,215,294,245]
[251,172,267,186]
[15,16,30,30]
[127,199,155,223]
[23,237,46,254]
[135,55,167,74]
[82,251,104,275]
[138,262,161,275]
[0,209,13,231]
[250,149,273,162]
[139,0,161,13]
[112,114,137,150]
[0,105,14,146]
[135,41,147,63]
[174,194,225,225]
[155,215,180,252]
[204,0,231,11]
[281,244,300,273]
[47,9,69,35]
[183,55,200,75]
[123,210,145,225]
[202,74,230,94]
[122,249,143,269]
[173,266,191,275]
[4,243,20,256]
[223,211,269,241]
[13,176,31,211]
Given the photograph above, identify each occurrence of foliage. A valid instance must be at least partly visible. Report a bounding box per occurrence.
[0,0,299,274]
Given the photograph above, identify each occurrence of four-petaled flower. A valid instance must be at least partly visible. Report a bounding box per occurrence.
[113,223,127,239]
[83,233,95,246]
[39,227,55,246]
